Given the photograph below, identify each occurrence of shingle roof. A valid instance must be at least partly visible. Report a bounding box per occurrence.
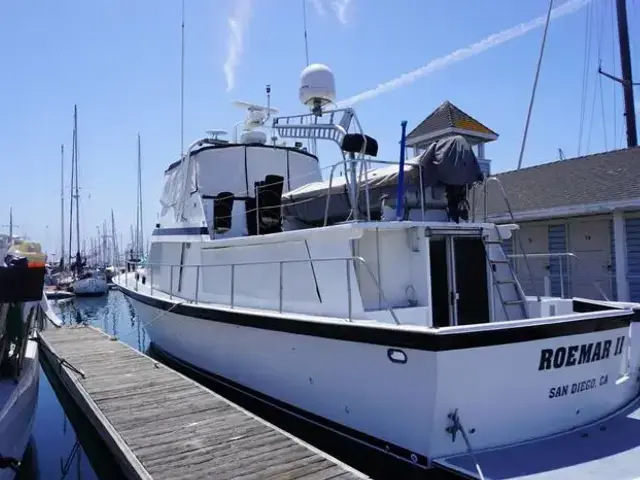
[407,101,498,140]
[473,146,640,217]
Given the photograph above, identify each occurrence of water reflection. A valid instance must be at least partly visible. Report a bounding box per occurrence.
[16,441,38,480]
[51,292,147,352]
[28,291,144,479]
[26,369,98,480]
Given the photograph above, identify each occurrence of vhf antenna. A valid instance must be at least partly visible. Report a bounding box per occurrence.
[265,84,272,123]
[302,0,310,66]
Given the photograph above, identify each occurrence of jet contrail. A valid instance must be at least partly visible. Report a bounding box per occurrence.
[337,0,591,107]
[223,0,253,92]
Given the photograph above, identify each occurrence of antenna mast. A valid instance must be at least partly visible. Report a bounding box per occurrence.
[516,0,553,170]
[180,0,186,160]
[302,0,310,66]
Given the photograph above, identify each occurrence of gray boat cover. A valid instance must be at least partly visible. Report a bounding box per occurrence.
[281,135,483,226]
[421,135,484,187]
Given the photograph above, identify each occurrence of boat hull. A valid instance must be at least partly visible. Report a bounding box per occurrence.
[121,283,640,465]
[73,277,108,297]
[0,340,39,480]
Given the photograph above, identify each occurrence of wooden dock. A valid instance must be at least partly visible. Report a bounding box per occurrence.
[38,325,368,480]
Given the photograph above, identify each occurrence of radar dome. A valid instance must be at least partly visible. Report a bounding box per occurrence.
[299,64,336,113]
[240,130,267,145]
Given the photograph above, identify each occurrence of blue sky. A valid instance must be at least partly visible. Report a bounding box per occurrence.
[1,0,638,255]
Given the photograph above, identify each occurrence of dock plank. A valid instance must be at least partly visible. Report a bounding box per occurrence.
[39,325,367,480]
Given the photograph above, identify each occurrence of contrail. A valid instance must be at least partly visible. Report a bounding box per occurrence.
[223,0,253,92]
[337,0,591,107]
[331,0,352,24]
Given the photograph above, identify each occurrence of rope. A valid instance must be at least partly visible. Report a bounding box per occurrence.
[0,455,20,472]
[60,440,80,479]
[446,409,485,480]
[107,297,186,341]
[58,357,86,379]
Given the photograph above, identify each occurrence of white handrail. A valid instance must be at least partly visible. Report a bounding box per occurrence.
[124,256,401,325]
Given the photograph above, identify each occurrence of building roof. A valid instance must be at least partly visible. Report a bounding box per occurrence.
[473,146,640,220]
[406,101,498,142]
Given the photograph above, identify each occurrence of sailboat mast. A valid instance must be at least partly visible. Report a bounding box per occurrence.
[74,105,81,257]
[600,0,637,148]
[60,144,65,266]
[616,0,637,147]
[111,209,118,267]
[137,133,144,258]
[68,110,75,267]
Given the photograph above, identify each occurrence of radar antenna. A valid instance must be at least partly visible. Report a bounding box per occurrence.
[232,97,279,131]
[206,129,228,140]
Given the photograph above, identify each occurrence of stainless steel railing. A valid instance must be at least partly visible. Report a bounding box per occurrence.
[322,158,426,226]
[507,252,610,301]
[475,176,541,302]
[122,256,401,325]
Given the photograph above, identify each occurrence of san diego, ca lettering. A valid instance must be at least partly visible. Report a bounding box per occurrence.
[538,335,626,400]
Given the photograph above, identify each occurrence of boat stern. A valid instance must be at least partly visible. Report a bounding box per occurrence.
[427,307,638,460]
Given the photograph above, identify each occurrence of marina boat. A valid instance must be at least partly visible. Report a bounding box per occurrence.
[116,65,640,475]
[0,253,45,479]
[62,107,108,299]
[71,269,108,297]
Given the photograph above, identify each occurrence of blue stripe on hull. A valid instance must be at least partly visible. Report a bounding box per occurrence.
[152,227,209,236]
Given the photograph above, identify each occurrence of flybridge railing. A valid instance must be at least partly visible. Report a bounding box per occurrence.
[321,158,427,226]
[123,256,401,325]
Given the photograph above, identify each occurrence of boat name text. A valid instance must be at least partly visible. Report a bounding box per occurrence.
[538,335,625,371]
[548,374,609,399]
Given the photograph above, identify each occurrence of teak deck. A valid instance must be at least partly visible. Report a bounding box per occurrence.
[38,325,367,480]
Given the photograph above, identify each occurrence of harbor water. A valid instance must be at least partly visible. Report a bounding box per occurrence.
[18,291,146,479]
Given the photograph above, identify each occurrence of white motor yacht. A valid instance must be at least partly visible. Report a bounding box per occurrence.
[115,64,640,476]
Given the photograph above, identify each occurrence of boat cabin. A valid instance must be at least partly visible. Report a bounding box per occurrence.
[146,69,564,329]
[158,137,323,238]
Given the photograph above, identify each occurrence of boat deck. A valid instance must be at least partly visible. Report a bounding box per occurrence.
[434,394,640,479]
[38,325,367,480]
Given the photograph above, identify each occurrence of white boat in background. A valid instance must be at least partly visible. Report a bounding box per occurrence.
[116,64,640,475]
[72,270,108,297]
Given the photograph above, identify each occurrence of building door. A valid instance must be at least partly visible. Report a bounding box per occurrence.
[549,225,569,297]
[625,218,640,302]
[569,219,612,300]
[514,224,548,297]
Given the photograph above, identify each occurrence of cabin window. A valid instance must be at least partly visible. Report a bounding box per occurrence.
[246,174,285,236]
[429,235,490,327]
[213,192,234,233]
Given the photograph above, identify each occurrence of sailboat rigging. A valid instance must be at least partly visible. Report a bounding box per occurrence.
[68,105,81,274]
[65,105,108,296]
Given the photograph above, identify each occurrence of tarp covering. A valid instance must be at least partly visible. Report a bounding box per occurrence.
[282,135,483,226]
[421,135,484,187]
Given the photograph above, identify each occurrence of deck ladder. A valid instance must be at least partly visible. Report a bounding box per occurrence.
[482,228,529,321]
